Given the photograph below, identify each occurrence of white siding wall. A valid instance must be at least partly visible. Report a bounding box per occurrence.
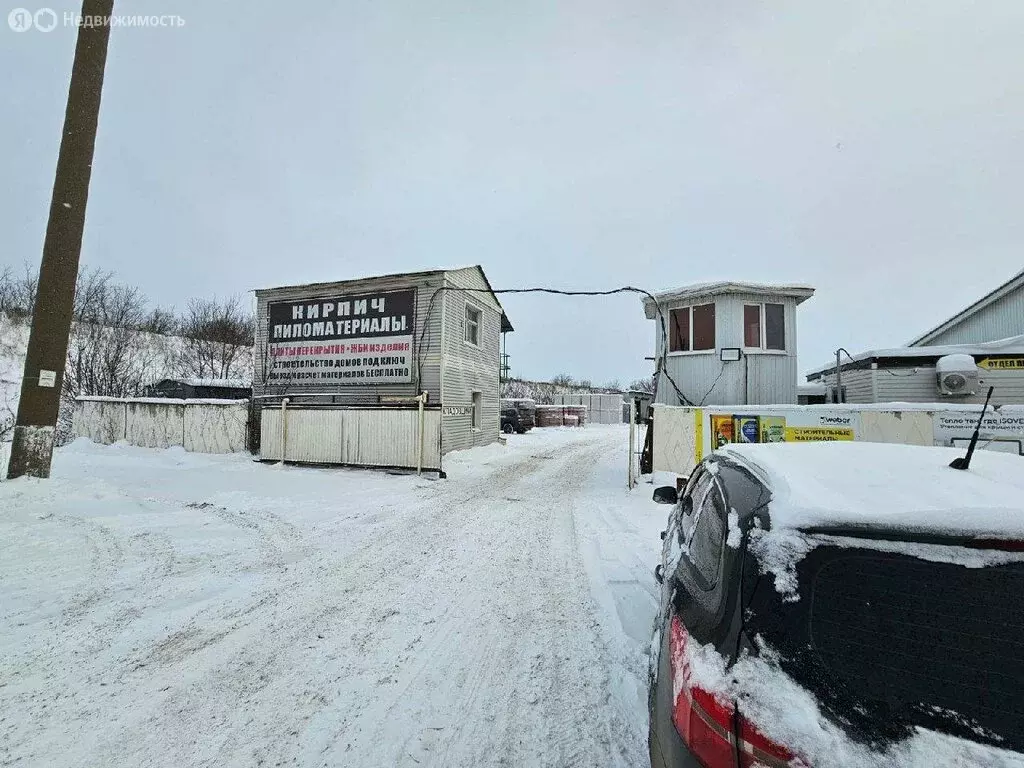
[812,368,875,404]
[441,268,502,453]
[654,292,800,406]
[874,366,1024,405]
[916,287,1024,346]
[253,273,445,403]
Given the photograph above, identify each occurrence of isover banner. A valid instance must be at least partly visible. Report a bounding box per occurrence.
[932,410,1024,455]
[267,289,416,386]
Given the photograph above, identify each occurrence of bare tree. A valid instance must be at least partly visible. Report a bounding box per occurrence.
[0,265,13,316]
[176,296,254,380]
[628,375,657,394]
[64,269,159,397]
[0,261,39,321]
[550,373,574,388]
[603,379,622,392]
[139,306,178,335]
[576,378,593,390]
[60,268,165,443]
[501,379,534,399]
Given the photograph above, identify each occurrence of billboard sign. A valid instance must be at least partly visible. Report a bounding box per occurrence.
[933,411,1024,455]
[267,289,416,386]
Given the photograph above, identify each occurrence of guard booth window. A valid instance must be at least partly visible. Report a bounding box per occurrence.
[669,303,715,352]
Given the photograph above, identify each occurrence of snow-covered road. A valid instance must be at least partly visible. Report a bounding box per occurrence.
[1,426,664,768]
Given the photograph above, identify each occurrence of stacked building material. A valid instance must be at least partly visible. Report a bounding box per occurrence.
[564,405,587,426]
[535,405,564,427]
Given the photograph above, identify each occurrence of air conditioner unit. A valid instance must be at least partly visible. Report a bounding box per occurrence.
[936,354,980,397]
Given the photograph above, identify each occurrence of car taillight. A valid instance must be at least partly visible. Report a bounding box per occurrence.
[968,539,1024,552]
[668,614,799,768]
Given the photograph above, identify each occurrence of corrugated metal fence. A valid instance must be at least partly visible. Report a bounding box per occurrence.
[260,406,442,472]
[74,397,249,453]
[548,393,624,424]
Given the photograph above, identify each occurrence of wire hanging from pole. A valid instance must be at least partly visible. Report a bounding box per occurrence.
[414,285,696,407]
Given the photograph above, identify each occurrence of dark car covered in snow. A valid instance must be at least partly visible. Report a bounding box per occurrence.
[648,442,1024,768]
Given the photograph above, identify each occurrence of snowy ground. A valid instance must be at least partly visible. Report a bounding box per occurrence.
[0,425,665,768]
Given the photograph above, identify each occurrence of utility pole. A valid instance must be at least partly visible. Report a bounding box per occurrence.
[835,349,842,404]
[7,0,114,480]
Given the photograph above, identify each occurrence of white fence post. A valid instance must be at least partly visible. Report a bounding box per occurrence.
[280,397,290,464]
[628,399,637,489]
[417,392,426,476]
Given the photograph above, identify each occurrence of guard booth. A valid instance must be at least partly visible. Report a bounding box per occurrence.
[253,265,513,472]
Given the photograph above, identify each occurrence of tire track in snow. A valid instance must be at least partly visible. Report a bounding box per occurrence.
[82,445,562,767]
[4,429,645,768]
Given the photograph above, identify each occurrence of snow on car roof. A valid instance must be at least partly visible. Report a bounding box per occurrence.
[717,442,1024,538]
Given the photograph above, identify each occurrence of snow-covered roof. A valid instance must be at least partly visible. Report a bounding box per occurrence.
[643,281,815,318]
[77,396,248,405]
[797,383,827,395]
[152,378,251,390]
[806,333,1024,378]
[718,442,1024,538]
[181,378,250,389]
[908,267,1024,346]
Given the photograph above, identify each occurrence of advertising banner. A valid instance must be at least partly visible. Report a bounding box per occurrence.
[705,409,860,456]
[733,415,761,444]
[932,411,1024,455]
[759,416,786,443]
[711,414,734,449]
[267,289,416,386]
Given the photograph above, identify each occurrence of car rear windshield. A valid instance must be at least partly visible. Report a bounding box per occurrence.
[746,543,1024,752]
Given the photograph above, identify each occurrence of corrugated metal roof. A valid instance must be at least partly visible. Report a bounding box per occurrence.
[908,268,1024,346]
[806,333,1024,378]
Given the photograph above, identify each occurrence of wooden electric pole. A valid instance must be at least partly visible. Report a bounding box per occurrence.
[7,0,114,479]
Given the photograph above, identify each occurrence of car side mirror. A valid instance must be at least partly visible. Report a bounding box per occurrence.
[653,486,678,505]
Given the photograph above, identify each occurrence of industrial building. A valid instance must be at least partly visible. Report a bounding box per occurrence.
[253,266,512,470]
[808,268,1024,405]
[907,267,1024,347]
[642,281,816,406]
[806,336,1024,405]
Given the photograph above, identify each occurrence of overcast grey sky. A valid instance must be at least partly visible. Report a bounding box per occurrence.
[3,1,1022,386]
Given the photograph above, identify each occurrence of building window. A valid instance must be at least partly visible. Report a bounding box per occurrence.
[692,303,715,350]
[765,303,785,350]
[742,303,786,351]
[472,391,482,429]
[465,304,481,346]
[743,305,761,348]
[669,308,690,352]
[668,303,715,352]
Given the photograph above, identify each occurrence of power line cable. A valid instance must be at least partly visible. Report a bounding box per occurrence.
[414,285,696,406]
[837,347,920,378]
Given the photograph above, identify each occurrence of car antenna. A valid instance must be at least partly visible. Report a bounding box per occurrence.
[949,386,995,471]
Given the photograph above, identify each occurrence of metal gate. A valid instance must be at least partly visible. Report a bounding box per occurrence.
[260,406,442,472]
